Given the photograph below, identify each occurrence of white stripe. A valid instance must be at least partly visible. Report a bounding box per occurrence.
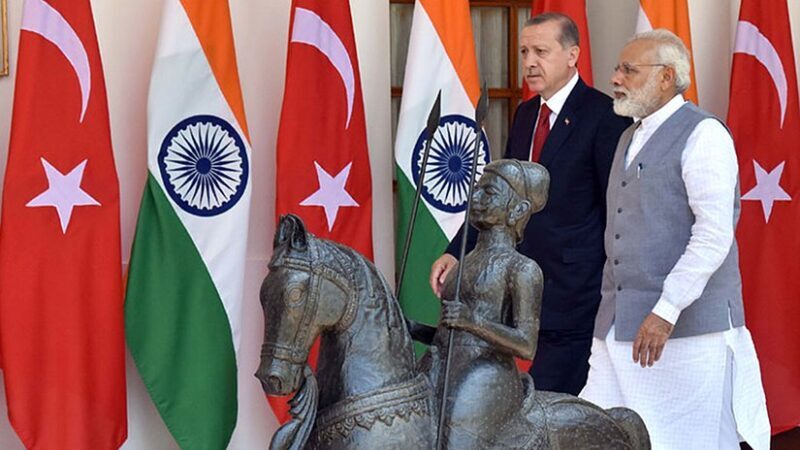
[635,4,653,33]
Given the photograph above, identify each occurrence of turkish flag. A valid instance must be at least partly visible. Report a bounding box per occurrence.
[727,0,800,434]
[271,0,374,421]
[522,0,593,101]
[0,0,127,449]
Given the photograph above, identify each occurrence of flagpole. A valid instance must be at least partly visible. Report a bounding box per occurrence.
[435,84,489,450]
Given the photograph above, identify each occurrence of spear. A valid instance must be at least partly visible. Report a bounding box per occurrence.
[397,92,442,344]
[396,92,441,302]
[435,83,489,450]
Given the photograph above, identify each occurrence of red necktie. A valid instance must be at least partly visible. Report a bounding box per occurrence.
[530,103,552,162]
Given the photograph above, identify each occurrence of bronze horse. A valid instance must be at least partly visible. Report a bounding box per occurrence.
[257,214,650,450]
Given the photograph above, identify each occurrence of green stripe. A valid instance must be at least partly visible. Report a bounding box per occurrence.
[125,174,236,450]
[395,167,450,356]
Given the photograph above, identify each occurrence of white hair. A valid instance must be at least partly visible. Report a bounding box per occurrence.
[630,29,692,94]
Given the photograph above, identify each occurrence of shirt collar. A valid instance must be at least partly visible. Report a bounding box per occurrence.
[540,71,580,116]
[637,94,686,134]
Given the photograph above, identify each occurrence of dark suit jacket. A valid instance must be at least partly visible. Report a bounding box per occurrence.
[446,78,631,331]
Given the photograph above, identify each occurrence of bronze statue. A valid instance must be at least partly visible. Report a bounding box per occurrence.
[257,160,651,450]
[421,159,548,448]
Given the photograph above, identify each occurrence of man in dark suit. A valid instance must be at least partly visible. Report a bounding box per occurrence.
[429,12,631,395]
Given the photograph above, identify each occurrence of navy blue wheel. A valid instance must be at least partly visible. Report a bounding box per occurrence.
[411,114,490,213]
[158,115,249,217]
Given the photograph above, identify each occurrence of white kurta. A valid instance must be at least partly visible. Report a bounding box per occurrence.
[581,95,771,449]
[581,325,770,450]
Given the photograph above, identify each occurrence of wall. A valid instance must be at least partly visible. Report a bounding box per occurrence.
[0,0,390,448]
[0,0,797,448]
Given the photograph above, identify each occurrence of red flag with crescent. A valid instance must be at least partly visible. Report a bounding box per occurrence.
[727,0,800,434]
[272,0,374,422]
[0,0,127,448]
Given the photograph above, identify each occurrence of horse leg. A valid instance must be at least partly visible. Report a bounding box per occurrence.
[521,392,650,450]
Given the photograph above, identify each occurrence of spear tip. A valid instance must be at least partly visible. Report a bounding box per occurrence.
[425,90,442,140]
[475,82,489,127]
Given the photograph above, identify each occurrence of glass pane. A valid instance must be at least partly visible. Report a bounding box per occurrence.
[485,98,509,161]
[471,7,508,88]
[517,7,532,90]
[391,96,401,148]
[390,4,414,87]
[519,6,532,24]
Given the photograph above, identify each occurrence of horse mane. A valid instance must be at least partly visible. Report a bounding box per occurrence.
[271,230,410,339]
[311,237,408,338]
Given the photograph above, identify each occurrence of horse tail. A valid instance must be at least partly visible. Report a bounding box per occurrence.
[606,407,651,450]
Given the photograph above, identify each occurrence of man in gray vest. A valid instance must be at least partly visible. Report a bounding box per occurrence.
[579,30,770,450]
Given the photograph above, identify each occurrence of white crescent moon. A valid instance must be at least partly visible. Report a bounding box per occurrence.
[21,0,91,123]
[733,20,788,128]
[291,7,355,129]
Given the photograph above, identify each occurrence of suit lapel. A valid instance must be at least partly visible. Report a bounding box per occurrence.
[514,99,540,161]
[537,78,587,167]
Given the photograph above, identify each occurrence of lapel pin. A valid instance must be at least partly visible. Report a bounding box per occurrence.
[564,118,570,125]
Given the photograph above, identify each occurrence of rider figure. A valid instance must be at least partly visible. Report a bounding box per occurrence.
[420,159,550,449]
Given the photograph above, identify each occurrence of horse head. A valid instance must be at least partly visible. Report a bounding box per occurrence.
[256,214,355,396]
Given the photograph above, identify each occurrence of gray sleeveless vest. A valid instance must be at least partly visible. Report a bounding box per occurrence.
[594,102,746,341]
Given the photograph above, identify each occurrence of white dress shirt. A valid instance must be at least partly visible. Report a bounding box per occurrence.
[626,94,739,325]
[529,72,580,159]
[539,71,579,126]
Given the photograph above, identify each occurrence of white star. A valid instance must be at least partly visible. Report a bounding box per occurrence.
[26,158,100,233]
[300,161,359,231]
[741,159,791,223]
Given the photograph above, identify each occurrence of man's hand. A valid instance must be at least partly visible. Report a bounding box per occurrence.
[632,313,674,367]
[429,254,457,298]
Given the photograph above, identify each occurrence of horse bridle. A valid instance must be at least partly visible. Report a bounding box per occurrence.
[262,241,360,366]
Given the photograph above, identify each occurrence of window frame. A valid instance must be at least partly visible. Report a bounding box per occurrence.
[390,0,533,129]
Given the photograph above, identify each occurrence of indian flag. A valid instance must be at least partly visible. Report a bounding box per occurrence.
[394,0,487,347]
[125,0,251,448]
[636,0,699,103]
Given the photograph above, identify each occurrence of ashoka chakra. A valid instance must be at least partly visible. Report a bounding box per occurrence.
[158,115,249,217]
[411,114,490,213]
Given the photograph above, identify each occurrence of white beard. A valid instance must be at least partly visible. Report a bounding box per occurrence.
[613,72,662,118]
